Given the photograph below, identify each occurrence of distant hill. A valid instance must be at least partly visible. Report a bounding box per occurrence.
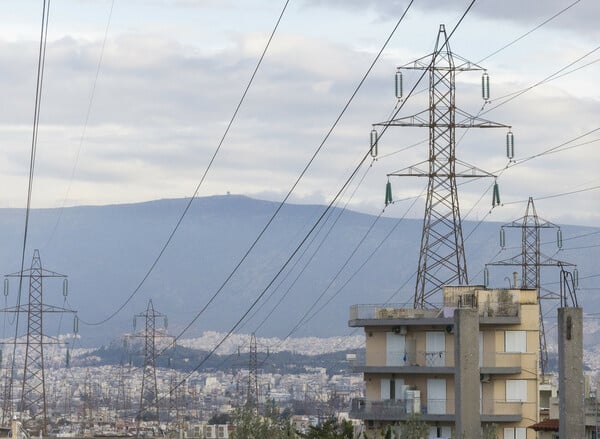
[0,195,597,346]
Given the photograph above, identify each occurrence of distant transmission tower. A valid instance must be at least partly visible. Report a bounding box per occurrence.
[130,300,173,427]
[485,197,577,374]
[246,333,259,411]
[0,249,76,433]
[375,24,510,307]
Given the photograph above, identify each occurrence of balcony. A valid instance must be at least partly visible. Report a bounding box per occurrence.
[480,352,522,374]
[349,299,522,328]
[353,350,453,374]
[349,397,524,423]
[349,397,454,422]
[353,350,522,375]
[348,304,450,327]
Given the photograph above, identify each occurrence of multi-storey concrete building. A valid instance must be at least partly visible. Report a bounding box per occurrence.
[348,285,539,438]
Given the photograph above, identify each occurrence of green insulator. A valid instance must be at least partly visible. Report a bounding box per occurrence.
[483,267,489,287]
[500,228,506,248]
[3,279,8,297]
[482,72,490,101]
[66,348,70,368]
[492,182,501,207]
[63,279,68,297]
[385,181,393,206]
[73,315,79,334]
[573,268,579,289]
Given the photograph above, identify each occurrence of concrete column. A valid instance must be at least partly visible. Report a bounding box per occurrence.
[558,307,584,438]
[454,308,480,438]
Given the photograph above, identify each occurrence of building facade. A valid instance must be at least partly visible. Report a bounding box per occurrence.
[349,285,539,439]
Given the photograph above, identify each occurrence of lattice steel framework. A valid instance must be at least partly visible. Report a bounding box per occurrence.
[0,250,75,433]
[486,197,576,374]
[246,333,259,411]
[130,300,172,426]
[376,25,509,307]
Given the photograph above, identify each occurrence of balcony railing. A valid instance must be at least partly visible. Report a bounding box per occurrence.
[481,352,522,369]
[357,350,522,370]
[350,300,521,321]
[350,397,525,421]
[349,304,440,320]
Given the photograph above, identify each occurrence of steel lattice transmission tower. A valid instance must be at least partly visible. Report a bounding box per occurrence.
[246,333,259,411]
[485,197,576,374]
[130,300,173,426]
[375,25,510,308]
[0,250,76,433]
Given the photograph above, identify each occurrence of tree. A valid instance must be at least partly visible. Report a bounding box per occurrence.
[482,423,498,439]
[208,412,231,425]
[229,401,295,439]
[298,418,354,439]
[399,414,428,439]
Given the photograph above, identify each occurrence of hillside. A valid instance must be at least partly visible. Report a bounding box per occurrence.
[0,195,597,346]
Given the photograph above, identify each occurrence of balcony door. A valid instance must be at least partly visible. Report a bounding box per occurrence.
[426,332,445,366]
[386,332,406,366]
[427,378,446,414]
[381,378,405,400]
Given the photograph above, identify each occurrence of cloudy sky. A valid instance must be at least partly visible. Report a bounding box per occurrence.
[0,0,598,227]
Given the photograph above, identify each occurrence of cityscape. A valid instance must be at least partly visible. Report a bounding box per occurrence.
[0,1,598,439]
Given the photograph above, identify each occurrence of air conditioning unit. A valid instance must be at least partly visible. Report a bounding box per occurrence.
[480,374,491,382]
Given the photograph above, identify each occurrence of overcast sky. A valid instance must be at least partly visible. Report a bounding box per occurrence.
[0,0,598,227]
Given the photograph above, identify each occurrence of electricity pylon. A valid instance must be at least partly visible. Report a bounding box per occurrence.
[246,333,259,411]
[0,249,76,433]
[375,24,510,307]
[130,300,173,428]
[485,197,577,374]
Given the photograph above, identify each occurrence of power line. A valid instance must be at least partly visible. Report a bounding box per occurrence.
[476,0,582,64]
[240,159,376,333]
[7,0,52,426]
[78,0,291,326]
[501,185,600,206]
[44,0,116,250]
[160,0,435,398]
[165,0,417,346]
[482,44,600,115]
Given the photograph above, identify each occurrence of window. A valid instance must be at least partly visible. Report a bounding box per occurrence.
[386,332,406,366]
[506,380,527,402]
[426,332,446,366]
[381,378,404,400]
[505,330,526,352]
[503,427,526,439]
[427,378,446,414]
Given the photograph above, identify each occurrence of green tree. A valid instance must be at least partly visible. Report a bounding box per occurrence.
[482,423,498,439]
[399,414,428,439]
[298,418,354,439]
[229,401,295,439]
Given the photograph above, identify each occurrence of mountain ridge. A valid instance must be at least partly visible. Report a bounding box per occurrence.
[0,195,596,346]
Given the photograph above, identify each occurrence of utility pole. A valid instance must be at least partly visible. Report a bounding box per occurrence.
[375,24,510,307]
[485,197,576,374]
[0,250,76,434]
[129,300,173,431]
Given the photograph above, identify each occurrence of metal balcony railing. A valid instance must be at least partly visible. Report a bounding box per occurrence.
[349,304,440,320]
[358,350,523,369]
[350,397,526,419]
